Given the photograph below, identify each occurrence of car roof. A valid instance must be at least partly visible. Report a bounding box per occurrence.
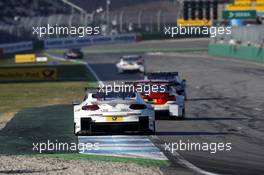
[131,80,175,85]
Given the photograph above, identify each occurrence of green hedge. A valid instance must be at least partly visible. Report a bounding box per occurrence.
[56,64,91,81]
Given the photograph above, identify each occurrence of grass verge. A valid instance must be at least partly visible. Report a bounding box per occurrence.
[0,82,88,127]
[36,153,170,167]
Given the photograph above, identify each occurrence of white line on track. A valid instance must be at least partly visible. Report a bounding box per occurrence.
[171,150,219,175]
[45,53,104,86]
[151,136,219,175]
[85,63,104,86]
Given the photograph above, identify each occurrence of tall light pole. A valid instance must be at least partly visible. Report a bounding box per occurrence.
[106,0,111,35]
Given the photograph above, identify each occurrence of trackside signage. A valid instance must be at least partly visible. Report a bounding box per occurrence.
[44,34,137,49]
[15,54,36,63]
[223,10,256,19]
[0,41,33,54]
[177,19,212,27]
[0,67,57,82]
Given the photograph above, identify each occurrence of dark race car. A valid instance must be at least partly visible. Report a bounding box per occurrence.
[64,48,84,59]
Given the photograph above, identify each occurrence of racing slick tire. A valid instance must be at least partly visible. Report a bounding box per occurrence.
[152,120,156,134]
[139,66,145,73]
[184,93,187,101]
[170,109,185,120]
[74,123,78,136]
[142,120,156,135]
[179,108,185,120]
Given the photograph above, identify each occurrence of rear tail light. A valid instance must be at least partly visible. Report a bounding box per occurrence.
[167,95,176,101]
[154,96,176,105]
[155,98,167,105]
[143,93,176,105]
[129,104,147,110]
[82,105,100,111]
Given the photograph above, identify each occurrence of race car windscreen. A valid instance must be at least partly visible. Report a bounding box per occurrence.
[123,57,142,62]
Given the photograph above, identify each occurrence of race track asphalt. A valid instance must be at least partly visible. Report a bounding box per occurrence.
[80,39,264,175]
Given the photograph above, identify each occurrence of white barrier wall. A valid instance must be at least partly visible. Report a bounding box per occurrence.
[44,34,137,49]
[0,41,33,54]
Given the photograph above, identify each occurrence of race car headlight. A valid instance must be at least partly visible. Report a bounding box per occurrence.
[82,105,100,111]
[129,104,147,110]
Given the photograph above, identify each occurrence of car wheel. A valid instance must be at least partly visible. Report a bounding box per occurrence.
[179,109,185,120]
[184,93,187,101]
[170,115,178,120]
[143,120,155,135]
[170,109,185,120]
[139,67,145,73]
[74,123,79,136]
[152,120,156,134]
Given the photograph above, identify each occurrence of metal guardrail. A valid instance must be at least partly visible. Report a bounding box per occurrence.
[0,9,179,44]
[44,33,137,49]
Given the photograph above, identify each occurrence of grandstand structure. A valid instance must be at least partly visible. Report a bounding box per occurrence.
[0,0,70,43]
[0,0,226,44]
[0,0,70,25]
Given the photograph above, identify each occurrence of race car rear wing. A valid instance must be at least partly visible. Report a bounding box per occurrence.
[84,86,137,100]
[91,99,136,105]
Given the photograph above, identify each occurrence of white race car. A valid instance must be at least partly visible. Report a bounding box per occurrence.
[134,80,185,120]
[116,55,145,73]
[73,89,155,135]
[144,72,187,99]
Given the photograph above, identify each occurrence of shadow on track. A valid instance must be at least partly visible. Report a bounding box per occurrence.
[155,131,229,136]
[89,63,143,81]
[187,97,232,101]
[184,117,248,121]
